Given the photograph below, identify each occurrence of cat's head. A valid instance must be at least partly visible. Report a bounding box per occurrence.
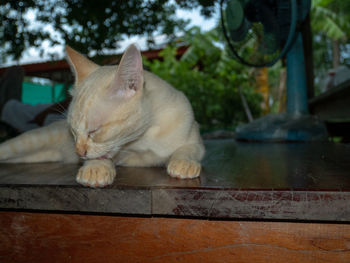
[66,44,147,160]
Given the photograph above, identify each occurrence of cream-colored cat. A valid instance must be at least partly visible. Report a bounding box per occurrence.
[0,44,205,187]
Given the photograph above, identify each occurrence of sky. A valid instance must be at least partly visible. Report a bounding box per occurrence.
[4,6,219,67]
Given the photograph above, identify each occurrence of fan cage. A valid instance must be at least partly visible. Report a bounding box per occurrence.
[220,0,298,67]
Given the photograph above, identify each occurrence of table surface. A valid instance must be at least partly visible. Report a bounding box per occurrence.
[1,139,350,221]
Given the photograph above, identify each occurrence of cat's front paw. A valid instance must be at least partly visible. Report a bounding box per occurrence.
[76,160,116,188]
[167,159,201,179]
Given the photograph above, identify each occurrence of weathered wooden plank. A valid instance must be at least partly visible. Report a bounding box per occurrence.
[0,186,151,214]
[0,212,349,263]
[152,189,350,221]
[1,140,350,220]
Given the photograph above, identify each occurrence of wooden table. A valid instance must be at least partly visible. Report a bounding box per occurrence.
[1,139,350,262]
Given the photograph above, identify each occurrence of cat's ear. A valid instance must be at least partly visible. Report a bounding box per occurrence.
[110,44,144,99]
[65,45,99,85]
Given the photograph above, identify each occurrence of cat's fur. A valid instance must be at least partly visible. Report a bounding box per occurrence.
[0,44,205,187]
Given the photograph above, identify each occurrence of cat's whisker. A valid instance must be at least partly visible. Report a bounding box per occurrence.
[57,102,67,111]
[49,102,69,117]
[52,110,67,117]
[54,110,68,117]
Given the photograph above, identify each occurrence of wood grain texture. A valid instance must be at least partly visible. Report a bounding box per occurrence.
[152,189,350,220]
[1,212,350,263]
[0,186,151,214]
[1,140,350,220]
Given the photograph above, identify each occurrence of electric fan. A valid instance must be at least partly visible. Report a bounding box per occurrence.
[220,0,328,141]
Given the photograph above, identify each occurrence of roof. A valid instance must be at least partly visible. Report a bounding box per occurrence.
[0,46,188,83]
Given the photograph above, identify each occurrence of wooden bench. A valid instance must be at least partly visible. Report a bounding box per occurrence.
[1,139,350,262]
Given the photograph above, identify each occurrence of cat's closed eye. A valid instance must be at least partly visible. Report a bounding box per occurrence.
[88,128,99,138]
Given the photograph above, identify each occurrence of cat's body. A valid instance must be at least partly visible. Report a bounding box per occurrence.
[0,45,205,187]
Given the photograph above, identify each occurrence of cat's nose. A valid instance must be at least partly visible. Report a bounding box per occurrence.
[75,143,87,157]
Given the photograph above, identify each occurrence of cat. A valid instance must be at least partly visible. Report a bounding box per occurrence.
[0,44,205,187]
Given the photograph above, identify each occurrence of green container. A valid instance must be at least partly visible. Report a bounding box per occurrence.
[21,82,70,105]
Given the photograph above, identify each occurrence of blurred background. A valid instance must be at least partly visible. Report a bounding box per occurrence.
[0,0,349,140]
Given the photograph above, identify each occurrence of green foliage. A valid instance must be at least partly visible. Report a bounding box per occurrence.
[0,0,219,63]
[311,0,350,91]
[312,0,350,41]
[144,28,262,131]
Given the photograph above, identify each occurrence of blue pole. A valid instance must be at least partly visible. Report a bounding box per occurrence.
[286,32,309,116]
